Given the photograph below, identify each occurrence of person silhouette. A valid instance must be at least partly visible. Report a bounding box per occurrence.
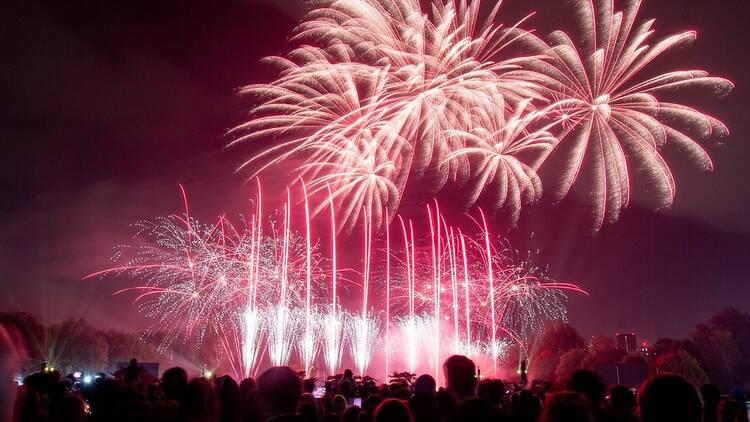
[639,375,702,422]
[257,366,303,422]
[443,355,477,405]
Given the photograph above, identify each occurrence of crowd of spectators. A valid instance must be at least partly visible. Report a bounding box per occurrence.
[7,355,750,422]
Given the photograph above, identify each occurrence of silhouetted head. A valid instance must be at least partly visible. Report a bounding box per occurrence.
[701,383,721,406]
[435,388,457,419]
[409,391,438,422]
[701,383,722,421]
[298,401,318,422]
[299,393,316,407]
[125,358,140,381]
[374,399,412,422]
[257,366,302,417]
[218,375,241,421]
[539,391,593,422]
[443,355,476,401]
[477,379,506,406]
[639,374,702,422]
[161,367,188,402]
[185,376,219,420]
[414,374,436,396]
[607,385,635,413]
[342,405,361,422]
[567,370,605,407]
[363,394,385,416]
[343,369,353,379]
[516,389,543,421]
[454,398,506,422]
[332,394,347,415]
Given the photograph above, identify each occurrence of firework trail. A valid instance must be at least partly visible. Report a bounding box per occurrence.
[384,205,586,376]
[321,306,345,375]
[267,304,301,367]
[240,307,265,377]
[345,312,382,376]
[87,187,325,378]
[322,186,345,375]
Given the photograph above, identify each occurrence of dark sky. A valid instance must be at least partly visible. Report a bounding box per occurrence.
[2,0,749,344]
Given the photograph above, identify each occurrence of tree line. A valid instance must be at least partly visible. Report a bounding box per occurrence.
[0,312,212,376]
[516,307,750,392]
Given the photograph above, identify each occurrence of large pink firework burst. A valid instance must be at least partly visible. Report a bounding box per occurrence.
[445,96,556,225]
[518,0,733,226]
[230,52,411,234]
[231,0,545,232]
[230,0,731,233]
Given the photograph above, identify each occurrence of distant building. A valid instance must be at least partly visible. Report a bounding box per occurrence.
[616,333,638,353]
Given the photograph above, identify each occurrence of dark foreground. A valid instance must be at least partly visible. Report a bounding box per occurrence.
[6,353,750,422]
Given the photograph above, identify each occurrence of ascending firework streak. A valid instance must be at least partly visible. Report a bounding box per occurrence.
[397,216,418,373]
[269,190,293,366]
[348,209,380,376]
[480,209,498,376]
[388,205,588,377]
[384,209,391,381]
[240,307,264,378]
[459,230,471,356]
[322,185,344,375]
[92,186,586,378]
[231,0,732,233]
[301,183,316,376]
[428,204,441,383]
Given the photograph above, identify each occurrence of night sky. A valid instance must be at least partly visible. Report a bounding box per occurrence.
[2,0,749,344]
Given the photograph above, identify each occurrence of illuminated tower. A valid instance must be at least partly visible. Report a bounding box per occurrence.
[616,333,638,353]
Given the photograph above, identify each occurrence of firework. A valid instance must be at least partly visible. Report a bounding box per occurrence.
[321,306,345,375]
[91,187,583,378]
[322,188,345,375]
[383,205,586,377]
[230,0,546,232]
[231,0,730,231]
[239,307,265,377]
[518,0,733,226]
[233,57,409,234]
[89,0,732,380]
[445,97,556,225]
[345,312,382,376]
[88,186,325,377]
